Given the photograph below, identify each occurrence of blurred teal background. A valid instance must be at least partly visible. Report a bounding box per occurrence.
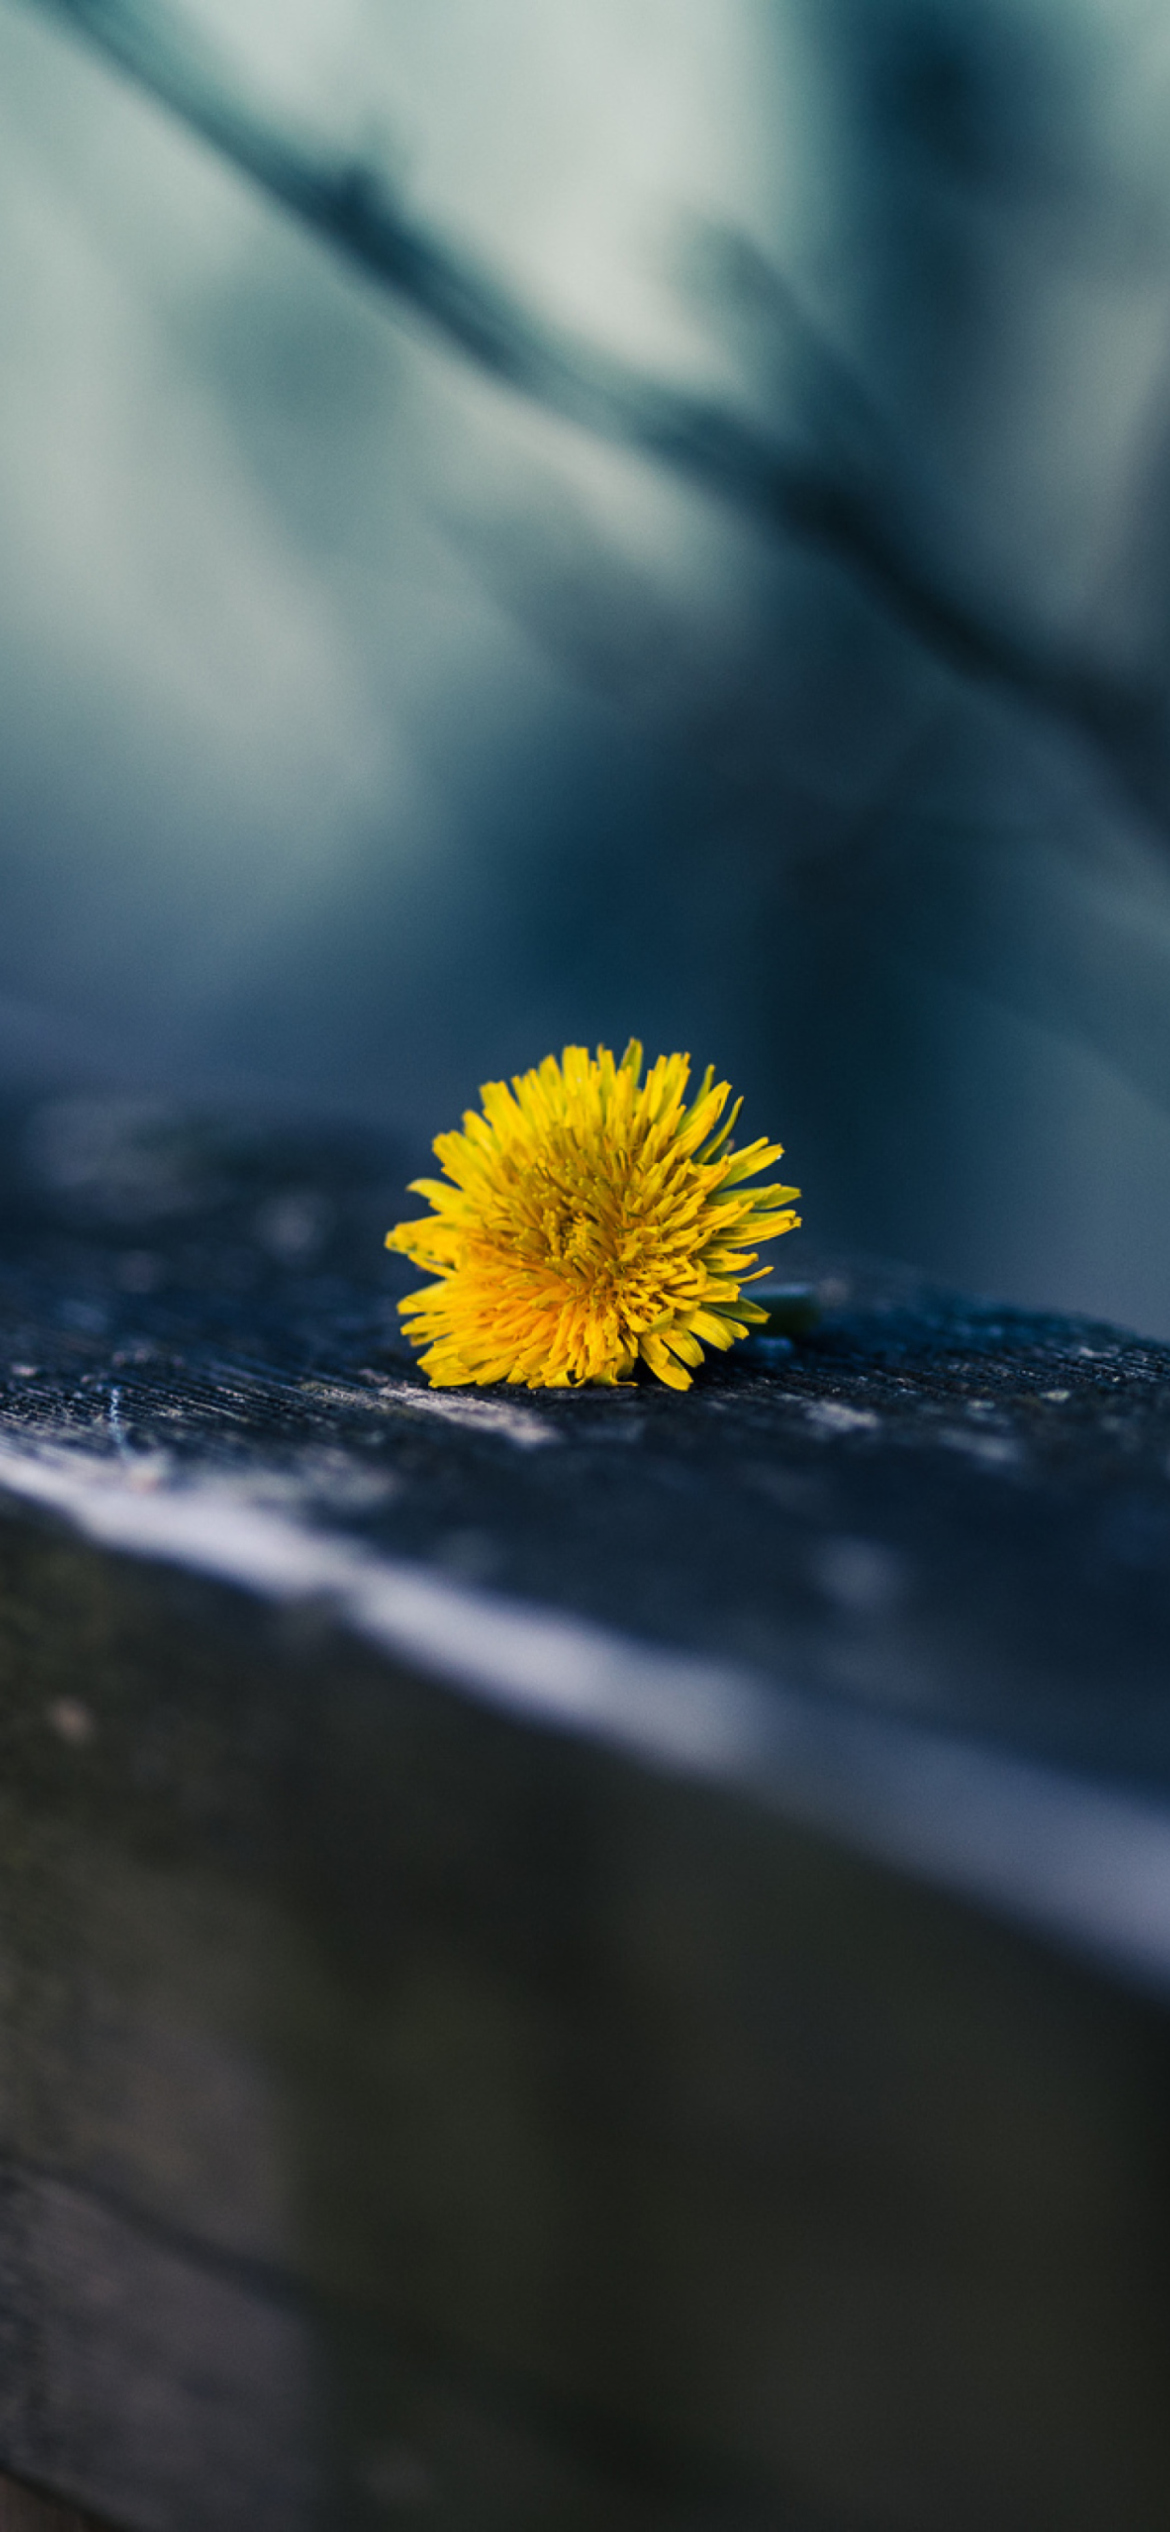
[5,0,1170,1327]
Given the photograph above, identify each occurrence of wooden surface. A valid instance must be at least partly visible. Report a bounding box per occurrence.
[0,1096,1167,2525]
[0,2468,99,2529]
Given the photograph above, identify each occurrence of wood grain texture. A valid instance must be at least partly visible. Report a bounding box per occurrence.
[0,1101,1166,2526]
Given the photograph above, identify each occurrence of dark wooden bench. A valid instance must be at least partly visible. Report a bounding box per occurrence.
[0,1095,1169,2527]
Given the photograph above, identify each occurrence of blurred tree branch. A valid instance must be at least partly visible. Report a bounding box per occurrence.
[18,0,1170,837]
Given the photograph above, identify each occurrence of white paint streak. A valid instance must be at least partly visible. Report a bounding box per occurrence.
[801,1400,879,1437]
[1,1437,1169,1995]
[372,1379,559,1449]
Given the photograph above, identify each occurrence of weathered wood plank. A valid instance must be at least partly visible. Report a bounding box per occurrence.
[0,1096,1166,2524]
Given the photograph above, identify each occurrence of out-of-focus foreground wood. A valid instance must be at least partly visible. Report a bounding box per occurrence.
[0,2471,98,2530]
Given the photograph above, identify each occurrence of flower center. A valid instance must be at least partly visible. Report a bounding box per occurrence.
[539,1195,606,1273]
[483,1150,651,1303]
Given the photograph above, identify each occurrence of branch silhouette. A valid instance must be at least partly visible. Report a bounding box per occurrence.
[19,0,1170,833]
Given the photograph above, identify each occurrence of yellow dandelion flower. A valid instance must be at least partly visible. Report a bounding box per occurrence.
[385,1041,800,1392]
